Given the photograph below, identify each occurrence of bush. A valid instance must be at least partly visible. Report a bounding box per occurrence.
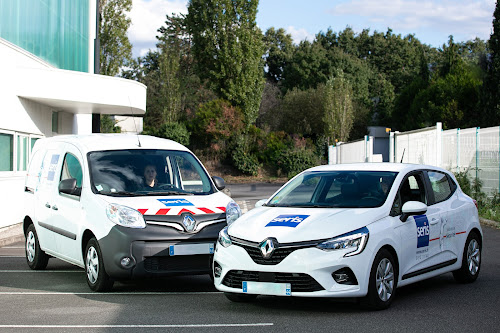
[143,122,190,146]
[277,148,319,178]
[231,137,260,176]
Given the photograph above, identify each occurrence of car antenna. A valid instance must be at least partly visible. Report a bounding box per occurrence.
[128,96,141,147]
[400,148,405,163]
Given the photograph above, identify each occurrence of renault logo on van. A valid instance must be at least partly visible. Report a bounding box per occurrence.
[182,214,197,232]
[259,238,277,259]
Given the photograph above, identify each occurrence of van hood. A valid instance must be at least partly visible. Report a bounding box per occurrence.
[97,192,231,217]
[227,206,387,244]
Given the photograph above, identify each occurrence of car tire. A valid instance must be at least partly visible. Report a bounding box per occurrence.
[25,224,49,270]
[224,292,258,302]
[85,238,114,292]
[361,248,397,310]
[453,231,481,283]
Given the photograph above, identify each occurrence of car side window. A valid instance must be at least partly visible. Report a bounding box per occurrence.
[391,173,427,216]
[60,153,83,195]
[428,171,453,203]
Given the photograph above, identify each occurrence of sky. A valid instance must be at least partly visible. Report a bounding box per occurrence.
[128,0,497,58]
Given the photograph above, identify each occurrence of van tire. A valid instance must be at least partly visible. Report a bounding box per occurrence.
[25,224,49,270]
[85,238,114,292]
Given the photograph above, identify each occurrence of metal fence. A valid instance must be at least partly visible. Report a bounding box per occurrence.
[329,123,500,197]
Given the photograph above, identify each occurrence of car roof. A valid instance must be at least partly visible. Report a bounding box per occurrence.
[307,163,450,175]
[34,134,189,154]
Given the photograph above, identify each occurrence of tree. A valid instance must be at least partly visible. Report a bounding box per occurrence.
[186,0,265,126]
[482,0,500,125]
[322,71,355,143]
[99,0,133,76]
[263,27,294,83]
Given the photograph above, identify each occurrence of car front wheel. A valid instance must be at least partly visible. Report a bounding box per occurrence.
[362,248,397,310]
[453,231,481,283]
[85,238,114,292]
[25,224,49,270]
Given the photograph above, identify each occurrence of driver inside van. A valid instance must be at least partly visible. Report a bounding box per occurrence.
[143,164,158,188]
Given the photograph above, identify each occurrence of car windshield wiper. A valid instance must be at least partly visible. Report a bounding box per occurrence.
[264,203,289,207]
[104,191,146,197]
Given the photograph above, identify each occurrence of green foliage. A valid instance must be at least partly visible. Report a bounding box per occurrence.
[143,122,190,146]
[187,0,265,126]
[276,148,319,179]
[100,115,121,133]
[99,0,132,76]
[231,136,260,176]
[264,28,294,83]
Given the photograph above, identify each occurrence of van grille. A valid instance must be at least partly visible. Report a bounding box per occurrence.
[144,255,211,273]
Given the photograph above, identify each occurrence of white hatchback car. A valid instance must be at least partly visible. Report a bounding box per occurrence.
[213,163,482,309]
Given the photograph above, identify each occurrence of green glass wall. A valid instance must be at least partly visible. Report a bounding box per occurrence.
[0,0,90,72]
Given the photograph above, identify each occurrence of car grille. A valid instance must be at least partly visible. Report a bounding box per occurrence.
[144,254,211,273]
[238,243,299,265]
[222,270,324,292]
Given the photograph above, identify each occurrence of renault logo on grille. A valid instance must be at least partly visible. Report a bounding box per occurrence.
[259,238,277,259]
[182,214,196,232]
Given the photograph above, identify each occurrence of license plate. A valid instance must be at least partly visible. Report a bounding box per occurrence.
[242,281,291,296]
[169,243,214,256]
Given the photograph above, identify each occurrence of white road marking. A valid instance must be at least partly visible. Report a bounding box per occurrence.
[0,291,222,295]
[0,323,273,328]
[0,270,82,273]
[0,256,26,258]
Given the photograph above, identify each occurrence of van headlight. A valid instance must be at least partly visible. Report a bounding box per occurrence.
[317,227,369,257]
[218,226,232,248]
[226,201,241,225]
[106,204,146,229]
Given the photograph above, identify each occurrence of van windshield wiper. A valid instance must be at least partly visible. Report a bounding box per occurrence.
[104,191,144,197]
[141,191,194,196]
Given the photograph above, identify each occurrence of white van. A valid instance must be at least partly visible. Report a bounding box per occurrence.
[23,134,240,291]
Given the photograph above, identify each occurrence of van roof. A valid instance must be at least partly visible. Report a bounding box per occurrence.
[34,134,189,153]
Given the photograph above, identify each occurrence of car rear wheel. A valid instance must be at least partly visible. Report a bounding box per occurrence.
[224,292,258,302]
[85,238,114,292]
[362,248,397,310]
[453,231,481,283]
[25,224,49,270]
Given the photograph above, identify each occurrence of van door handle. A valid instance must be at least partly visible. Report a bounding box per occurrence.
[51,205,58,211]
[45,203,51,209]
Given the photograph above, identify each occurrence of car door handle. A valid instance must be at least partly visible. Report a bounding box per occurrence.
[430,218,440,225]
[45,203,51,209]
[51,205,58,211]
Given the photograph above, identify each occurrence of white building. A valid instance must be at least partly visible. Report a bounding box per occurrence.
[0,0,146,228]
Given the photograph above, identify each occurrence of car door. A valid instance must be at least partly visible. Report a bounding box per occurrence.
[426,170,462,263]
[49,144,85,264]
[392,171,443,279]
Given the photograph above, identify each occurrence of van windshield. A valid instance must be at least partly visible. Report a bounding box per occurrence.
[88,149,214,196]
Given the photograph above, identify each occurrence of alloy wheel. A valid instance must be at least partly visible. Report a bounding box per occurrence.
[376,258,394,302]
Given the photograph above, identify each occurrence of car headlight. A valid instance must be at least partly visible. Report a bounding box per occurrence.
[226,201,241,225]
[106,203,146,229]
[317,227,369,257]
[218,226,232,248]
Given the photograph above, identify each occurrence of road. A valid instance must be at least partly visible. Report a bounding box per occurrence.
[1,184,499,332]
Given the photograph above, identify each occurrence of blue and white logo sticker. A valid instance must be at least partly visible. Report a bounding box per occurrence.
[266,215,309,228]
[158,199,194,206]
[47,154,60,181]
[415,215,430,248]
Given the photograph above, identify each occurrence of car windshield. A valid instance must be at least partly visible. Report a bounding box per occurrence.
[88,149,214,196]
[267,171,398,208]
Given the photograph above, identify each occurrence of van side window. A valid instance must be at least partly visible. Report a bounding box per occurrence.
[61,153,83,189]
[428,171,453,203]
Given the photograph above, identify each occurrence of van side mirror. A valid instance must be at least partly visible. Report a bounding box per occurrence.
[400,201,427,222]
[59,178,77,195]
[212,176,225,191]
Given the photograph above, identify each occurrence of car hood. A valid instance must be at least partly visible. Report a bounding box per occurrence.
[97,191,231,217]
[228,206,387,243]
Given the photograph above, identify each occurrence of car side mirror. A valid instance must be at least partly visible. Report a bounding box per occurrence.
[400,201,428,222]
[255,199,267,208]
[212,176,226,191]
[59,178,77,195]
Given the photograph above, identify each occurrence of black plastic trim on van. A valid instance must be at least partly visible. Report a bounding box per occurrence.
[39,222,77,240]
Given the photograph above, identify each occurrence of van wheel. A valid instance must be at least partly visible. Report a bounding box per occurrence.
[453,232,481,283]
[361,248,397,310]
[85,238,114,292]
[25,224,49,270]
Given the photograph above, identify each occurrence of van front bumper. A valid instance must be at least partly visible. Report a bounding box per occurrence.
[98,221,224,280]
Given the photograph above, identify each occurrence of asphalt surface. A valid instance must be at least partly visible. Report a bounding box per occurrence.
[1,183,500,332]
